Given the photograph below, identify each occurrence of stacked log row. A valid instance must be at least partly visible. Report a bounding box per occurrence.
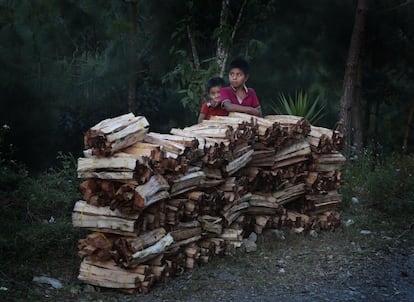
[73,112,344,293]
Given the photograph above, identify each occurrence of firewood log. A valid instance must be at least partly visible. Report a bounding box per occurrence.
[306,125,344,153]
[72,200,139,236]
[308,152,346,172]
[78,258,151,290]
[198,215,223,235]
[78,232,117,261]
[305,190,342,214]
[134,174,170,210]
[225,149,254,176]
[170,171,206,195]
[84,113,149,156]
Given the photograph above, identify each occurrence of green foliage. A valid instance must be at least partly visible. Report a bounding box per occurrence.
[0,124,28,190]
[162,54,220,114]
[341,150,414,223]
[0,151,81,263]
[270,90,326,124]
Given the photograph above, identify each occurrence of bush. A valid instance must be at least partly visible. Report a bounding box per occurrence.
[341,150,414,221]
[0,152,82,264]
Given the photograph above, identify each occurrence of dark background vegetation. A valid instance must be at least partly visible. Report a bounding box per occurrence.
[0,0,413,171]
[0,1,413,300]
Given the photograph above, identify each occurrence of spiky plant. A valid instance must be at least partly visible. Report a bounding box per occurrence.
[271,90,326,124]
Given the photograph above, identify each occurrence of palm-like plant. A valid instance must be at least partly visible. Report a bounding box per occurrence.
[271,90,326,124]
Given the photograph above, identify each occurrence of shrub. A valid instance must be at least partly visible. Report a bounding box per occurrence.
[0,152,81,263]
[341,150,414,220]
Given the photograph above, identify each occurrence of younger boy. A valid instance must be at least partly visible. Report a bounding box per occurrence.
[197,77,228,123]
[220,58,262,117]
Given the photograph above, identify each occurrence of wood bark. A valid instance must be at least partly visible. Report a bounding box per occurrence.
[403,102,414,154]
[338,0,368,155]
[187,25,200,70]
[216,0,247,77]
[84,114,149,156]
[127,0,138,114]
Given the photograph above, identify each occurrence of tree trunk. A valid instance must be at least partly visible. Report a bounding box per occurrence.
[338,0,368,156]
[373,100,380,158]
[362,98,372,147]
[127,0,138,114]
[402,102,414,154]
[216,0,230,77]
[187,25,200,70]
[352,55,364,154]
[216,0,247,77]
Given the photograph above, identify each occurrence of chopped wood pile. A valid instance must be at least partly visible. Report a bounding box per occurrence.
[73,112,345,293]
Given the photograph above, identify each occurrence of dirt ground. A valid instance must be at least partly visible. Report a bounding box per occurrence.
[3,221,414,302]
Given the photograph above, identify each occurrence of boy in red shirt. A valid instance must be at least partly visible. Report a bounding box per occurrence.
[197,77,228,123]
[220,58,262,117]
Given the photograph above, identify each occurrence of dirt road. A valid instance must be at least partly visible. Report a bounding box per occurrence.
[7,224,413,302]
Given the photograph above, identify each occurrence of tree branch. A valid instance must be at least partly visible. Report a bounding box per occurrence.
[217,0,230,76]
[216,0,248,77]
[220,0,247,77]
[187,25,200,70]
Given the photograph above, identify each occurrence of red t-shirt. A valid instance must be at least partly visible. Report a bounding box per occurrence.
[220,87,260,107]
[200,102,229,120]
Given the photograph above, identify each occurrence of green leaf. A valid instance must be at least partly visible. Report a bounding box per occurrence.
[272,90,326,124]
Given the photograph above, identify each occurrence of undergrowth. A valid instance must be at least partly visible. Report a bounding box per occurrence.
[0,140,83,267]
[340,150,414,232]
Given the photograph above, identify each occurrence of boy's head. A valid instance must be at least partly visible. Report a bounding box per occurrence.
[228,58,250,76]
[207,77,225,107]
[228,58,250,90]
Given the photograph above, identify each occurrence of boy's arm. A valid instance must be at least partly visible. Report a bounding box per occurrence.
[197,112,206,123]
[198,102,209,123]
[222,100,262,117]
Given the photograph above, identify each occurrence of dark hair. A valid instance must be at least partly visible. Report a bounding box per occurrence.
[228,58,249,75]
[206,77,225,92]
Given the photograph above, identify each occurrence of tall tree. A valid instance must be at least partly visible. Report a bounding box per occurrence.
[403,102,414,154]
[216,0,247,77]
[338,0,368,155]
[126,0,138,114]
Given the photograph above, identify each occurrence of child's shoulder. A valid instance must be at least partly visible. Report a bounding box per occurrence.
[220,86,232,92]
[200,101,210,110]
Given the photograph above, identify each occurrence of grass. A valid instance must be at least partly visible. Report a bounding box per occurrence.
[0,153,83,275]
[337,151,414,254]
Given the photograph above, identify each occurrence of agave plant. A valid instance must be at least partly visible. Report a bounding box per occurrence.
[271,90,326,124]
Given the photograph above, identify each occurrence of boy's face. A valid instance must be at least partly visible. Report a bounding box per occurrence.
[229,67,248,89]
[208,86,221,107]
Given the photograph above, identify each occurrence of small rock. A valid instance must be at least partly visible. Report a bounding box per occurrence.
[344,219,355,227]
[360,230,372,235]
[309,230,318,238]
[351,196,359,204]
[242,239,257,253]
[248,232,258,243]
[293,227,304,234]
[32,276,63,289]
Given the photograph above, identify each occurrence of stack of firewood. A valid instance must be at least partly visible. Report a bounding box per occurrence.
[72,112,345,293]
